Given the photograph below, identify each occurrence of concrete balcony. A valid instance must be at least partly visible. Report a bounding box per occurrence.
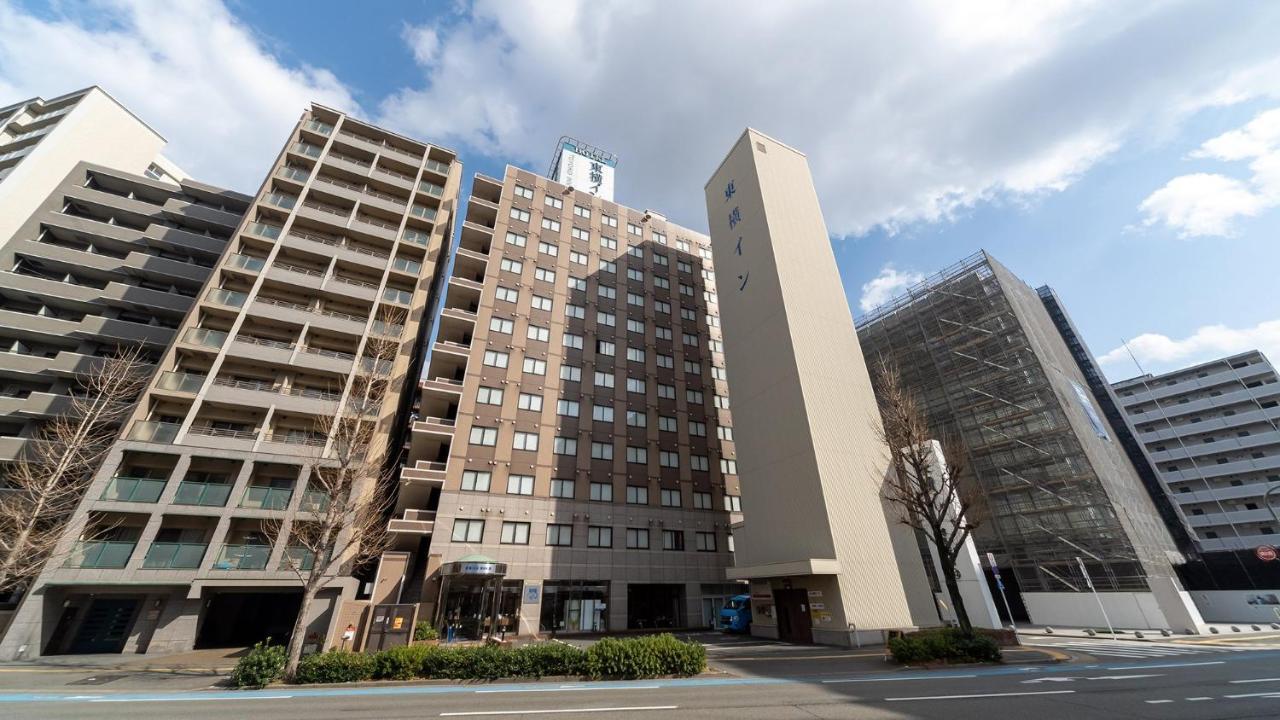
[162,196,241,229]
[1186,508,1279,528]
[351,214,401,241]
[432,340,472,359]
[440,306,477,324]
[0,271,98,306]
[322,275,379,303]
[204,377,338,416]
[226,335,296,366]
[400,461,447,487]
[420,376,465,397]
[7,238,121,275]
[122,251,210,284]
[248,298,367,337]
[1174,481,1277,505]
[1138,406,1280,443]
[12,391,73,418]
[75,315,175,347]
[143,223,226,257]
[265,262,326,292]
[184,424,259,452]
[102,281,194,314]
[283,229,390,271]
[1163,454,1280,483]
[455,245,490,264]
[0,351,49,378]
[1117,364,1274,407]
[387,509,436,535]
[1149,431,1280,464]
[322,153,374,179]
[0,308,78,339]
[293,346,356,374]
[0,436,27,462]
[48,351,101,377]
[1132,385,1280,424]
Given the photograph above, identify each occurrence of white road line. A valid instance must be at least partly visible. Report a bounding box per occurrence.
[1109,661,1226,670]
[1225,692,1280,700]
[1145,700,1173,704]
[885,690,1075,702]
[90,695,293,703]
[1231,678,1280,684]
[475,686,661,694]
[823,674,976,684]
[1186,697,1212,701]
[440,706,678,717]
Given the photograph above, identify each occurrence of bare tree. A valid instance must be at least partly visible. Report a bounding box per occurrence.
[871,357,981,634]
[268,312,402,679]
[0,347,150,596]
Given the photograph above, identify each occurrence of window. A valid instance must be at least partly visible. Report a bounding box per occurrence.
[593,404,615,422]
[476,386,504,406]
[727,534,735,553]
[598,285,616,300]
[662,529,684,551]
[461,470,492,492]
[531,294,553,311]
[627,319,645,334]
[680,283,694,297]
[657,384,676,400]
[627,245,643,259]
[626,486,649,505]
[557,399,580,417]
[626,410,647,428]
[483,350,509,368]
[712,366,727,380]
[684,360,702,375]
[574,204,591,218]
[597,340,616,356]
[591,441,614,460]
[718,426,734,441]
[538,240,559,255]
[553,437,578,455]
[601,236,617,250]
[568,276,587,291]
[676,239,691,253]
[693,491,712,509]
[683,332,699,346]
[661,488,681,507]
[571,227,590,241]
[452,519,484,542]
[654,276,670,290]
[505,230,527,247]
[570,250,588,265]
[655,326,673,340]
[678,260,693,274]
[544,195,563,210]
[561,365,582,382]
[514,185,534,199]
[507,474,534,495]
[518,392,544,411]
[627,347,645,363]
[509,208,530,223]
[590,482,613,502]
[501,521,530,545]
[659,451,679,468]
[724,495,742,512]
[652,231,667,244]
[720,459,738,475]
[599,258,617,274]
[527,325,550,342]
[627,268,644,282]
[689,421,707,437]
[550,478,575,498]
[714,395,730,410]
[496,286,519,303]
[565,303,585,319]
[513,432,539,451]
[546,524,573,546]
[541,218,561,232]
[687,389,705,404]
[626,528,650,549]
[500,257,523,273]
[602,214,618,228]
[588,526,612,547]
[627,222,642,236]
[656,354,674,369]
[654,253,669,266]
[523,357,547,375]
[627,446,648,464]
[535,267,556,283]
[627,378,646,394]
[695,532,716,552]
[681,308,697,322]
[690,455,709,471]
[627,292,645,307]
[469,426,498,446]
[658,416,677,433]
[595,371,615,388]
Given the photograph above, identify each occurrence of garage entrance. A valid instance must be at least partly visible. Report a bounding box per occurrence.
[195,590,301,648]
[772,588,813,644]
[627,583,685,629]
[45,596,143,655]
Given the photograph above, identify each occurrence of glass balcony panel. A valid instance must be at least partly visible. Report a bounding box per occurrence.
[245,221,283,239]
[173,480,233,507]
[127,421,181,443]
[142,542,208,569]
[182,327,228,348]
[65,540,135,569]
[156,371,206,393]
[100,476,166,503]
[240,485,294,510]
[213,544,271,571]
[304,119,333,135]
[300,491,331,513]
[280,547,316,571]
[291,142,322,158]
[402,229,430,246]
[382,287,412,305]
[227,253,266,272]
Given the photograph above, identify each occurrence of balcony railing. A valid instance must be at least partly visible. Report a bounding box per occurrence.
[328,151,370,168]
[233,334,296,351]
[244,221,283,239]
[255,296,314,313]
[410,205,437,221]
[267,431,327,447]
[284,385,341,402]
[241,485,294,510]
[142,542,208,569]
[418,181,445,198]
[263,191,298,210]
[100,476,166,503]
[273,261,325,278]
[156,371,206,393]
[188,425,258,441]
[331,275,378,289]
[278,165,311,183]
[302,345,356,362]
[391,257,422,275]
[182,327,228,349]
[65,540,136,569]
[373,165,414,182]
[304,119,333,135]
[291,142,322,158]
[128,421,181,443]
[302,200,351,219]
[173,480,233,507]
[212,544,271,571]
[205,287,247,308]
[279,547,317,571]
[299,491,331,513]
[212,376,275,393]
[402,229,431,247]
[382,288,413,305]
[356,214,399,231]
[424,158,452,176]
[226,253,266,272]
[371,320,404,337]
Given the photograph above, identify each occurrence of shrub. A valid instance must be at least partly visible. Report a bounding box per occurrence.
[888,628,1002,665]
[372,644,433,681]
[294,649,375,684]
[583,634,704,679]
[509,642,586,678]
[230,640,286,688]
[414,621,439,642]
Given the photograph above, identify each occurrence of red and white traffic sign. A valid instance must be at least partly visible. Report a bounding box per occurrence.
[1257,545,1278,562]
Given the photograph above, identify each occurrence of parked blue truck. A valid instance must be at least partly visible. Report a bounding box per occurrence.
[718,594,752,633]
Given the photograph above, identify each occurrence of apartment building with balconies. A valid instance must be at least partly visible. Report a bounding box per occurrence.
[0,104,461,660]
[388,166,743,639]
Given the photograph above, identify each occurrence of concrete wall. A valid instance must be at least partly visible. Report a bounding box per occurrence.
[1189,590,1280,624]
[1024,591,1170,629]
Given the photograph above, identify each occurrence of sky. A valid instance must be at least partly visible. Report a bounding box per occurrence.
[1,0,1277,381]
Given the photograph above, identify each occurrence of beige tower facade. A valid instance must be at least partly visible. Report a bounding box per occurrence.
[704,128,927,645]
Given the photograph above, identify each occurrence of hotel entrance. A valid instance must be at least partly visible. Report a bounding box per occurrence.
[435,556,522,641]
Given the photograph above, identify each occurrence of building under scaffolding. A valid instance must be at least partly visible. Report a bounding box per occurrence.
[857,252,1204,630]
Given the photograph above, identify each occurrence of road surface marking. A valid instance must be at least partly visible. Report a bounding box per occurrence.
[1109,660,1225,670]
[440,706,678,716]
[714,652,885,661]
[1022,674,1162,684]
[1231,677,1280,684]
[90,695,293,702]
[475,686,661,694]
[823,674,976,684]
[1186,697,1211,701]
[1145,699,1173,704]
[1225,691,1280,700]
[885,690,1075,701]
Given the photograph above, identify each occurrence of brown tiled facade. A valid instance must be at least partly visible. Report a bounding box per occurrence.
[397,167,743,637]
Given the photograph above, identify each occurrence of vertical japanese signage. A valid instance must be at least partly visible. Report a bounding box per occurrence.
[551,137,616,201]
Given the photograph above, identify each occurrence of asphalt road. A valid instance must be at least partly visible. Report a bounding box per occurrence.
[4,636,1280,719]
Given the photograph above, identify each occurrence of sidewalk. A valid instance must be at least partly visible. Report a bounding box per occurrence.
[1016,625,1280,642]
[0,647,244,674]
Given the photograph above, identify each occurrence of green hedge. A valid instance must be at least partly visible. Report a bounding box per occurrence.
[229,640,286,688]
[888,628,1002,664]
[231,634,706,687]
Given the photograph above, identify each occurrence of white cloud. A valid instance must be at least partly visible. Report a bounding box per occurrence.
[1139,107,1280,237]
[0,0,362,192]
[1097,320,1280,378]
[859,265,924,314]
[379,0,1280,235]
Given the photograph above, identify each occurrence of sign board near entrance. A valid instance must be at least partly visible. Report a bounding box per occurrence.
[524,585,541,603]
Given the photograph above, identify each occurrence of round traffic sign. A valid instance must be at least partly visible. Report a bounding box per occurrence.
[1257,545,1278,562]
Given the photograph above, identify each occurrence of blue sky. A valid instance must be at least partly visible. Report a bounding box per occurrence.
[2,0,1277,379]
